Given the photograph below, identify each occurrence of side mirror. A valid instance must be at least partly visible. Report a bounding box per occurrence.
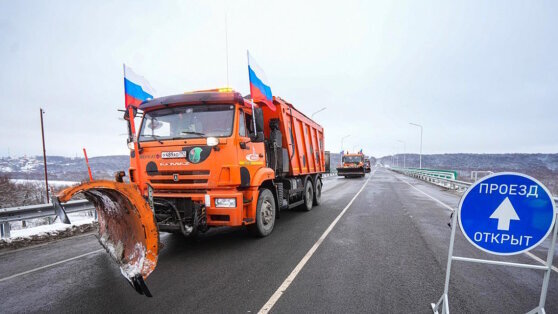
[254,107,264,133]
[123,107,137,121]
[250,107,265,143]
[250,131,264,143]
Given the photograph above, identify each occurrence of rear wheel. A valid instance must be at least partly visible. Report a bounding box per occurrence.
[313,178,322,206]
[248,189,276,237]
[302,179,314,211]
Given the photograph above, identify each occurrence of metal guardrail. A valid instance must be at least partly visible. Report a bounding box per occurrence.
[0,199,95,239]
[391,168,558,204]
[391,168,471,191]
[1,171,339,239]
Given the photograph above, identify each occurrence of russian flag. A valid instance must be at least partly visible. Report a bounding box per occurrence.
[123,64,156,108]
[247,52,275,111]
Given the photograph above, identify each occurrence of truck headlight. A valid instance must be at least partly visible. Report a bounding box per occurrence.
[215,198,236,208]
[206,137,219,147]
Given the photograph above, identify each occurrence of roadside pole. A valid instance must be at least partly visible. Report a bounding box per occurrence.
[40,108,49,203]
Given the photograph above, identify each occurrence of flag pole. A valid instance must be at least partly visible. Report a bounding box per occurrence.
[123,63,143,190]
[225,11,229,87]
[247,51,257,134]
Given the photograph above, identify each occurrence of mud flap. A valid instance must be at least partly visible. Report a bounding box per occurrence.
[55,180,159,297]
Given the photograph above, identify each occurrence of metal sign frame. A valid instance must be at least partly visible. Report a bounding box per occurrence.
[431,172,558,314]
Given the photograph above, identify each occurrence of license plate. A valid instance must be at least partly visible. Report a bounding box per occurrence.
[161,151,187,159]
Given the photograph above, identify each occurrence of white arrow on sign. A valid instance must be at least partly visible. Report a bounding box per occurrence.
[489,197,520,231]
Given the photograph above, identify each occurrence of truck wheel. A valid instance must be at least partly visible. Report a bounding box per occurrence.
[313,178,322,206]
[248,189,276,237]
[303,179,314,211]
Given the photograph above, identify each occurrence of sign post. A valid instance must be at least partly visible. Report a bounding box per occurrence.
[432,172,557,314]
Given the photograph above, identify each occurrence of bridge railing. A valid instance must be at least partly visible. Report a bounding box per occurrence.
[0,200,96,239]
[391,167,558,203]
[391,167,471,191]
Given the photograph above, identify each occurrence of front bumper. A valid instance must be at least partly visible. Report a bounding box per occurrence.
[154,190,245,226]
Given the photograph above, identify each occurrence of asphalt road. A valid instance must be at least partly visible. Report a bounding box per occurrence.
[1,168,557,313]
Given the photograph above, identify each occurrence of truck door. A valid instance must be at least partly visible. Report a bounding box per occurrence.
[237,109,265,187]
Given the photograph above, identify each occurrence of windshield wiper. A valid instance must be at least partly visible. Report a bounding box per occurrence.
[181,131,206,136]
[144,134,164,144]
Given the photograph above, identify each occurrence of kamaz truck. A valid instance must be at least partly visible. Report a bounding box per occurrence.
[336,152,366,178]
[53,88,329,296]
[364,158,371,173]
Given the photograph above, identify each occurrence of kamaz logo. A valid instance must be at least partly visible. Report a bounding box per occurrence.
[173,174,179,182]
[160,162,190,167]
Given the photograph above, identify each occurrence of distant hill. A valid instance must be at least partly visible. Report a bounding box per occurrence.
[379,153,558,195]
[1,153,556,195]
[0,155,129,181]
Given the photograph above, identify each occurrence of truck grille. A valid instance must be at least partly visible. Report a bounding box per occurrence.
[148,170,210,190]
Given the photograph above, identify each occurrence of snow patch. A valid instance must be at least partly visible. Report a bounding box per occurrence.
[9,179,79,187]
[99,234,148,281]
[10,217,95,238]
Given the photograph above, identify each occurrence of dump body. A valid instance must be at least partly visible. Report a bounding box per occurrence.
[337,153,366,177]
[262,97,326,177]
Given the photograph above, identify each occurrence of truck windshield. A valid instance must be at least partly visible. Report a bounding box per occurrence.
[343,156,362,163]
[139,104,235,142]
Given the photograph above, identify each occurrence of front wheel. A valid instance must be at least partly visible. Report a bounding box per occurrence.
[248,189,276,237]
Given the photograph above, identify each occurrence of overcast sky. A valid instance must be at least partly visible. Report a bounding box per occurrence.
[1,0,556,158]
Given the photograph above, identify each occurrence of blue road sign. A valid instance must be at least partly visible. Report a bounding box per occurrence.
[459,172,556,255]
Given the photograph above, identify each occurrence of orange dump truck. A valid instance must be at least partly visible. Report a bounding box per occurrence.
[337,152,366,178]
[364,158,371,173]
[53,88,329,296]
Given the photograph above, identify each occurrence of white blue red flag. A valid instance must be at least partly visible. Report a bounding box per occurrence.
[123,64,156,108]
[247,52,275,111]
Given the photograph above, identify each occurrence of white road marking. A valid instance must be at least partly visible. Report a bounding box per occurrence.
[0,249,104,283]
[395,175,455,212]
[525,252,558,273]
[258,171,374,314]
[392,171,558,274]
[0,233,96,257]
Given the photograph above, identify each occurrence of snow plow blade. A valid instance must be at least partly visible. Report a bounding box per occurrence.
[54,180,159,297]
[336,167,365,176]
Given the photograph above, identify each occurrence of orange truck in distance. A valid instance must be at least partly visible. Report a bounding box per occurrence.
[364,158,371,173]
[53,88,329,296]
[337,152,366,178]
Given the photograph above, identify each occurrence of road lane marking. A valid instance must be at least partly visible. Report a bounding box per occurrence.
[0,249,104,283]
[392,171,558,274]
[0,233,97,257]
[258,170,374,313]
[525,252,558,273]
[395,175,455,212]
